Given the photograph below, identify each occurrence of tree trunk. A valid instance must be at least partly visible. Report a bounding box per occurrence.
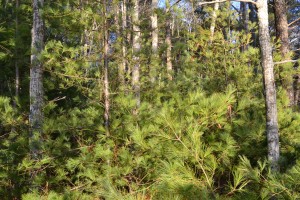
[257,0,280,172]
[104,12,110,136]
[210,0,219,43]
[14,0,20,107]
[166,0,172,80]
[295,76,300,107]
[29,0,44,159]
[274,0,289,58]
[150,0,158,83]
[249,3,258,48]
[114,1,120,36]
[241,2,249,51]
[126,2,132,85]
[274,0,294,106]
[132,0,140,110]
[112,0,121,86]
[120,0,127,86]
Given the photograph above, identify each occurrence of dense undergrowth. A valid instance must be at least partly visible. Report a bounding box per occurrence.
[1,1,300,199]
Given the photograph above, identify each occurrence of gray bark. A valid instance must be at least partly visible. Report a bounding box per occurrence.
[104,9,110,135]
[257,0,280,171]
[210,0,219,43]
[121,0,127,86]
[295,76,300,106]
[113,0,121,85]
[166,0,172,80]
[274,0,294,106]
[241,2,249,51]
[274,0,289,58]
[29,0,44,159]
[14,0,19,107]
[150,0,158,83]
[249,3,258,47]
[132,0,140,110]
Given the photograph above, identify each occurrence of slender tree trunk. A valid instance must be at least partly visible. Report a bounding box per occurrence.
[257,0,280,172]
[30,0,44,159]
[166,0,172,80]
[241,2,249,51]
[274,0,294,106]
[150,0,158,83]
[103,0,110,135]
[113,0,122,85]
[132,0,140,110]
[104,28,110,135]
[210,0,219,43]
[295,76,300,106]
[126,2,132,84]
[80,0,89,61]
[249,3,258,47]
[120,0,127,86]
[114,1,120,35]
[274,0,289,58]
[14,0,20,107]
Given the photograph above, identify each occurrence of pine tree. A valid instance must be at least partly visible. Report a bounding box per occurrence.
[274,0,295,106]
[29,0,44,160]
[132,0,141,110]
[1,0,300,198]
[166,0,173,80]
[150,0,158,83]
[257,0,280,171]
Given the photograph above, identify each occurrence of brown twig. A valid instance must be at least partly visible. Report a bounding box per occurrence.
[288,17,300,27]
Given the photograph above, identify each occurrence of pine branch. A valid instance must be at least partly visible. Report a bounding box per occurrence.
[0,44,12,54]
[44,69,95,80]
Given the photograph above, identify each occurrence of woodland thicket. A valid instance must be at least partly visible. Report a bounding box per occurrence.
[0,0,300,199]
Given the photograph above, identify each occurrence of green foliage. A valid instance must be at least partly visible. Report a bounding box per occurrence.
[0,0,300,199]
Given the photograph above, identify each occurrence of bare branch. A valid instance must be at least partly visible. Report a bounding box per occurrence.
[166,0,183,12]
[198,0,257,6]
[274,60,299,65]
[168,0,257,13]
[170,0,182,9]
[288,17,300,27]
[231,4,239,12]
[49,96,66,103]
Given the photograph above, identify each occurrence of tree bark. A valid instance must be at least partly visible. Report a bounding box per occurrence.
[274,0,289,58]
[30,0,44,159]
[166,0,172,80]
[249,3,258,48]
[14,0,20,107]
[274,0,294,106]
[112,0,122,86]
[132,0,141,110]
[241,2,249,51]
[294,76,300,106]
[257,0,280,172]
[210,0,219,43]
[120,0,127,86]
[150,0,158,83]
[104,7,110,136]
